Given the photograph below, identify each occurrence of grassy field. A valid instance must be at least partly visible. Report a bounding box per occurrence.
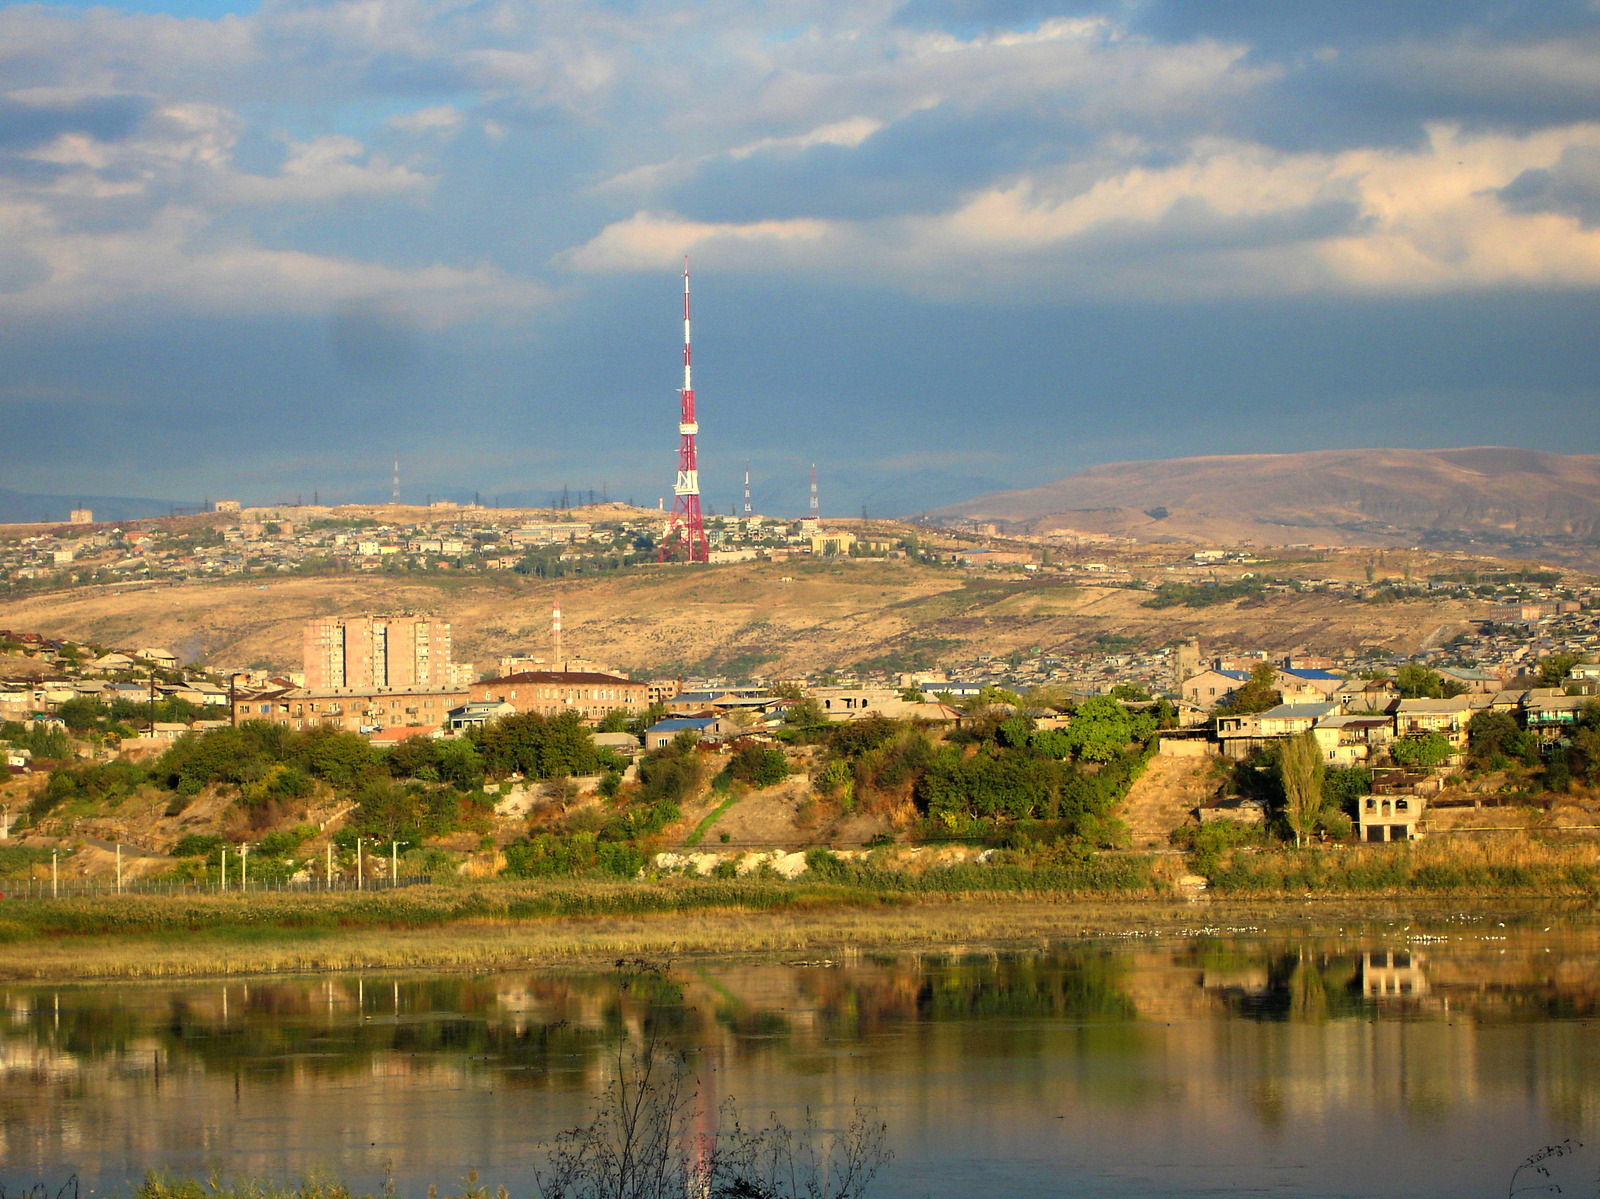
[1,846,1597,981]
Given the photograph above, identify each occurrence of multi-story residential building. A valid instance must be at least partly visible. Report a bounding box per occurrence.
[469,671,647,721]
[302,615,452,691]
[233,684,468,732]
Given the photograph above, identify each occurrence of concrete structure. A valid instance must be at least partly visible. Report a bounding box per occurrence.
[234,684,467,732]
[469,670,648,721]
[68,508,93,525]
[303,615,452,691]
[1394,696,1472,745]
[810,686,901,719]
[1357,788,1424,842]
[1181,669,1249,709]
[644,715,737,750]
[446,700,516,732]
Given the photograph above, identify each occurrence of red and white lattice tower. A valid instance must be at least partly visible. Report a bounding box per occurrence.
[659,258,709,562]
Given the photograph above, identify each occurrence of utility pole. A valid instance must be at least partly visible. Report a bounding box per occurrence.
[148,668,157,734]
[357,839,363,890]
[229,673,239,728]
[240,843,248,890]
[116,842,122,893]
[391,841,398,884]
[52,848,58,898]
[220,847,227,891]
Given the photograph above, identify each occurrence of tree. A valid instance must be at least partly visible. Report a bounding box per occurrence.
[1219,664,1281,716]
[1064,696,1136,763]
[1395,664,1467,699]
[1280,731,1324,848]
[1391,732,1453,770]
[1538,652,1583,688]
[57,696,104,733]
[1466,709,1521,764]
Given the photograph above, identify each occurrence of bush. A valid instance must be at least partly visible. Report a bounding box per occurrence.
[728,744,788,788]
[1391,733,1454,770]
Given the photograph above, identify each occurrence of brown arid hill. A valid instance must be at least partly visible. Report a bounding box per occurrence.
[0,553,1493,676]
[935,447,1600,563]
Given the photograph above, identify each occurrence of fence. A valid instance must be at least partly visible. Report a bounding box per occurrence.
[0,875,432,900]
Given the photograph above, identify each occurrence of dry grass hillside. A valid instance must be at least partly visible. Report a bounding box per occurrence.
[937,447,1600,563]
[0,554,1491,675]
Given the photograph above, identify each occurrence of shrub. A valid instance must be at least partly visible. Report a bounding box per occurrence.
[728,744,788,788]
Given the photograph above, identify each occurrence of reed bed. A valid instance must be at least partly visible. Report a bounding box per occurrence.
[1210,831,1600,896]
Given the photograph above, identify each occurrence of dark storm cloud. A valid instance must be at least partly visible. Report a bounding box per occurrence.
[1499,146,1600,227]
[1126,0,1600,52]
[0,93,150,152]
[331,299,420,377]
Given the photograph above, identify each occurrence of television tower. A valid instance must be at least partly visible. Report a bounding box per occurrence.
[742,462,753,518]
[659,258,709,562]
[392,460,400,505]
[808,464,819,518]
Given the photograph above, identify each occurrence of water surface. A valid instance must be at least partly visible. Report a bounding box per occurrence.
[3,927,1599,1198]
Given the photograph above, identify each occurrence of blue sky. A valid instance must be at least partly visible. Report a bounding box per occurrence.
[2,0,1599,515]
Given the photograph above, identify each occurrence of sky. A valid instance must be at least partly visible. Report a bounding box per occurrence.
[2,0,1600,516]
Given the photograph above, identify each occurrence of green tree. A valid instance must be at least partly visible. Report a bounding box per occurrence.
[1063,696,1145,763]
[1391,732,1454,769]
[1219,664,1281,716]
[1466,709,1521,764]
[1395,664,1467,699]
[1538,652,1582,688]
[57,696,104,733]
[1280,732,1325,848]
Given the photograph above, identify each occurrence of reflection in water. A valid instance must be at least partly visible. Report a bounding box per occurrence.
[3,933,1600,1198]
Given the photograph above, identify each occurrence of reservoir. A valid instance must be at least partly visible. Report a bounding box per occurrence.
[3,926,1598,1198]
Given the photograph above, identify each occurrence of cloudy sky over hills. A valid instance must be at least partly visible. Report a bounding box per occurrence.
[3,0,1599,514]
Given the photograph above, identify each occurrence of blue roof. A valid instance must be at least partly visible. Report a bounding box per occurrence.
[1282,669,1341,680]
[647,717,718,732]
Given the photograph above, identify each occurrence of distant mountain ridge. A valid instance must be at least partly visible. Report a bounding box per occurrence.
[0,488,175,525]
[934,448,1600,561]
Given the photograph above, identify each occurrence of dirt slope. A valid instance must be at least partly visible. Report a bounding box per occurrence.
[1119,753,1222,850]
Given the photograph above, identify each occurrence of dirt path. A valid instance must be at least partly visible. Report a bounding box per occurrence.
[1119,752,1221,850]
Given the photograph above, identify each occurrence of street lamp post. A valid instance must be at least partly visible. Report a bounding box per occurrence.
[51,848,58,898]
[240,843,248,891]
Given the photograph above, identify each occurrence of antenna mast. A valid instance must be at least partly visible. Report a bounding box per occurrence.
[552,596,563,671]
[659,258,710,562]
[809,464,819,519]
[392,460,399,505]
[742,462,753,518]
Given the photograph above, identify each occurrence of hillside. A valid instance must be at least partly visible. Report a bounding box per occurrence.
[935,448,1600,562]
[0,553,1489,677]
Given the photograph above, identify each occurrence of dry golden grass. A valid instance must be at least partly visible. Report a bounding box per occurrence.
[4,891,1591,983]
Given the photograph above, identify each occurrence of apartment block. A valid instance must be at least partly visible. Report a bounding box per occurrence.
[303,615,453,690]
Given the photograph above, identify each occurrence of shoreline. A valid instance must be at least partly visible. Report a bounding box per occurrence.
[2,890,1595,983]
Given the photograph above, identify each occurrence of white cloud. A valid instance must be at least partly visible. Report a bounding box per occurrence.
[567,122,1600,298]
[386,104,467,136]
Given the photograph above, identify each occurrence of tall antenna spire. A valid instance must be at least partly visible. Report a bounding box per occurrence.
[742,462,753,518]
[809,463,819,519]
[552,596,563,671]
[659,257,709,562]
[392,460,399,505]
